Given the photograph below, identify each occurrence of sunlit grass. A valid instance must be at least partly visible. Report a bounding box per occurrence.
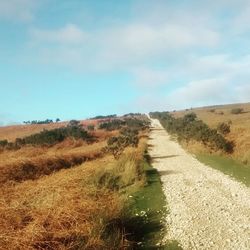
[197,154,250,187]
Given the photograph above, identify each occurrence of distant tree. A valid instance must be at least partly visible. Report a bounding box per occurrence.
[56,118,60,123]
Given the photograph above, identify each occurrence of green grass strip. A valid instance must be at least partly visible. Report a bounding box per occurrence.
[197,154,250,187]
[125,152,182,249]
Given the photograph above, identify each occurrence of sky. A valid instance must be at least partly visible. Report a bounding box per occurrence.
[0,0,250,125]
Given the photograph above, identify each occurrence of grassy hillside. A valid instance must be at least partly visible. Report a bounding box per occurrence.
[172,102,250,166]
[0,116,163,249]
[0,119,101,142]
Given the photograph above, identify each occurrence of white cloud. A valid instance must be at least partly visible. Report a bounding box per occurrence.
[98,23,219,69]
[177,53,250,82]
[132,68,169,87]
[0,0,38,21]
[168,78,230,108]
[27,21,220,73]
[18,0,250,111]
[30,24,88,45]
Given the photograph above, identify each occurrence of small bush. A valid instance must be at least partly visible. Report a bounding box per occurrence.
[231,108,243,114]
[209,109,215,113]
[106,128,139,158]
[217,122,230,135]
[0,140,8,147]
[90,114,117,119]
[87,124,95,131]
[99,119,125,131]
[99,117,149,131]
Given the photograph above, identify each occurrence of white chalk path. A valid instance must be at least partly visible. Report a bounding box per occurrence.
[148,118,250,250]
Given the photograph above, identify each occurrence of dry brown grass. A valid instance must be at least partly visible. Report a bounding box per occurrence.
[0,138,107,184]
[0,157,123,249]
[173,102,250,164]
[0,121,148,249]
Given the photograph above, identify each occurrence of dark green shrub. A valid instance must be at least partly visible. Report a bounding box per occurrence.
[123,113,141,117]
[99,119,125,131]
[209,109,215,113]
[90,114,117,119]
[68,120,80,126]
[124,118,149,130]
[231,108,243,114]
[217,122,230,135]
[0,140,8,147]
[23,124,92,146]
[150,111,233,153]
[87,125,95,131]
[106,128,139,158]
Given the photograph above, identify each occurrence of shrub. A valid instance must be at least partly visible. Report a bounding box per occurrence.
[99,119,125,131]
[209,109,215,113]
[87,124,95,131]
[106,128,139,158]
[0,140,8,147]
[90,114,117,119]
[231,108,243,114]
[217,122,230,135]
[123,113,141,117]
[22,123,93,146]
[125,118,150,130]
[99,117,149,132]
[68,120,80,126]
[150,111,233,153]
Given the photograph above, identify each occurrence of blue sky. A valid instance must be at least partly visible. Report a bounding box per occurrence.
[0,0,250,125]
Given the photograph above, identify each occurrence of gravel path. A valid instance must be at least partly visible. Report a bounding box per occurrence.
[148,118,250,250]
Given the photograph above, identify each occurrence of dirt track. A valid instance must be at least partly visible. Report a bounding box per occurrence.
[148,118,250,250]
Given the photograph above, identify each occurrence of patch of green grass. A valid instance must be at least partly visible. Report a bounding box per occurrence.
[124,152,182,249]
[197,154,250,187]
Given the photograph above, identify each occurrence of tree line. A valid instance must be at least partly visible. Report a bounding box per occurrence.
[23,118,60,124]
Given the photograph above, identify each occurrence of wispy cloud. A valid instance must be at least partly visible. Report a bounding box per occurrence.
[0,0,39,22]
[168,78,230,108]
[132,68,169,88]
[4,0,250,118]
[30,24,88,45]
